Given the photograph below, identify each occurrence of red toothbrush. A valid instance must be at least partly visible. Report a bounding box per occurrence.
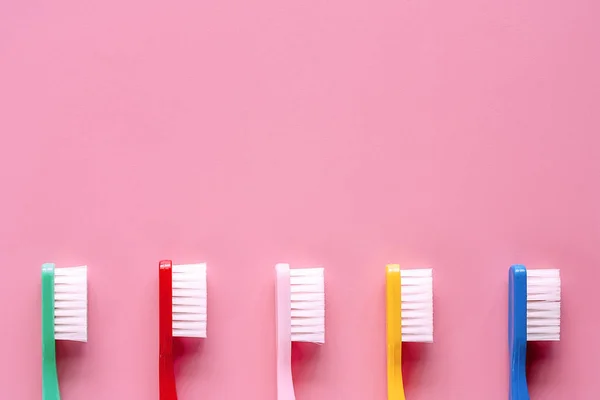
[159,260,207,399]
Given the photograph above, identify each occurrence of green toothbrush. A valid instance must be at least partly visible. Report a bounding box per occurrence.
[41,263,88,400]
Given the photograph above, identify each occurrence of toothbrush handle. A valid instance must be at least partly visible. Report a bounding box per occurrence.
[386,265,406,400]
[42,263,60,400]
[159,353,177,400]
[276,338,295,400]
[42,357,60,400]
[159,261,178,400]
[509,265,529,400]
[276,264,295,400]
[387,342,405,400]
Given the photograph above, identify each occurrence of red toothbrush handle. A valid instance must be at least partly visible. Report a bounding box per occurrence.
[159,260,177,400]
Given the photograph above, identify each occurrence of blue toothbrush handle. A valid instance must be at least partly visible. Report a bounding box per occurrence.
[509,265,529,400]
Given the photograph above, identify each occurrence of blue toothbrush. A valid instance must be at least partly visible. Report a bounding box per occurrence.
[508,265,561,400]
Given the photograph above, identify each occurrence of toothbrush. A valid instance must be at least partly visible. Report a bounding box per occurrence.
[275,263,325,400]
[159,261,207,400]
[41,263,88,400]
[385,265,433,400]
[508,265,560,400]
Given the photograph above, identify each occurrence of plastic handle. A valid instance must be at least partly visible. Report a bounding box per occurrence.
[42,263,60,400]
[509,265,529,400]
[159,260,178,400]
[386,265,406,400]
[275,264,295,400]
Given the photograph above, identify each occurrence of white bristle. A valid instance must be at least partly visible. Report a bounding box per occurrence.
[54,266,87,342]
[527,269,561,341]
[401,269,433,343]
[172,263,207,338]
[290,268,325,344]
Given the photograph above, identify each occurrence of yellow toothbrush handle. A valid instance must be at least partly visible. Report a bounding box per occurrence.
[386,264,405,400]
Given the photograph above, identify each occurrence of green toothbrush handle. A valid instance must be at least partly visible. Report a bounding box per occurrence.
[42,263,60,400]
[42,354,60,400]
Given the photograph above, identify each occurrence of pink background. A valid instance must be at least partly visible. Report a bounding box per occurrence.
[1,0,599,399]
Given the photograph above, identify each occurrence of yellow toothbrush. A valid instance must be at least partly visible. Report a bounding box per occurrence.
[386,265,433,399]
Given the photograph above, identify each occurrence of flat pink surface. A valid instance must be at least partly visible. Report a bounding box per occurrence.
[1,0,599,399]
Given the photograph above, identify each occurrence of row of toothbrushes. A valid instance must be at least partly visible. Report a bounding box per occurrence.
[41,262,560,400]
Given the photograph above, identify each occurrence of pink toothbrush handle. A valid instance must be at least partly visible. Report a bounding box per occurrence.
[276,264,295,400]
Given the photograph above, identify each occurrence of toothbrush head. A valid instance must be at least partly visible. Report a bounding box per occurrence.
[526,269,560,341]
[172,263,207,338]
[54,265,88,342]
[400,268,433,343]
[288,266,325,344]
